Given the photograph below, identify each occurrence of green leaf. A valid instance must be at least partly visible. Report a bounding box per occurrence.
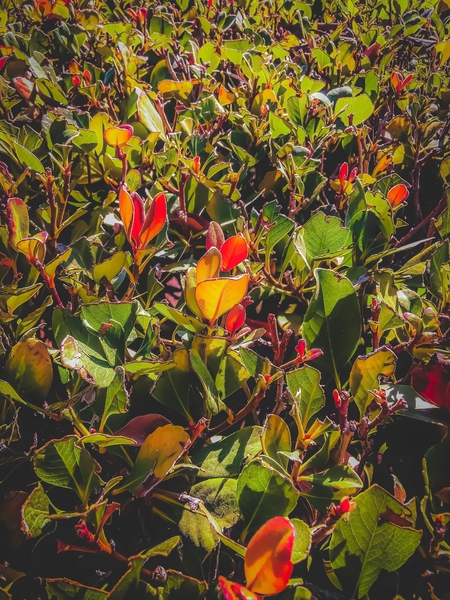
[350,346,397,416]
[152,348,193,421]
[179,478,240,558]
[286,365,325,429]
[20,483,51,538]
[60,335,115,388]
[335,93,374,126]
[291,518,311,564]
[45,579,108,599]
[190,348,224,417]
[329,485,422,599]
[93,251,128,285]
[7,197,29,250]
[237,458,298,539]
[261,414,291,471]
[13,142,45,173]
[299,465,363,512]
[136,89,167,140]
[34,436,102,507]
[265,215,295,265]
[153,303,204,333]
[301,212,351,262]
[192,426,262,478]
[81,302,137,367]
[302,269,361,385]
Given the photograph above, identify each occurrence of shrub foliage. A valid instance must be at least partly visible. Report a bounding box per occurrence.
[1,0,450,598]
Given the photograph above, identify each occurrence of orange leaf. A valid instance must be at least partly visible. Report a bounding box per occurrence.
[391,72,400,91]
[218,577,260,600]
[196,247,221,284]
[139,192,167,248]
[195,274,249,324]
[387,184,409,207]
[225,304,246,334]
[119,187,135,247]
[220,235,248,271]
[104,125,133,148]
[130,192,145,245]
[218,86,235,106]
[244,516,295,595]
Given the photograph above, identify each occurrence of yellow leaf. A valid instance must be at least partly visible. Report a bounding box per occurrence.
[251,88,278,115]
[4,339,53,401]
[157,79,195,99]
[218,86,235,106]
[184,267,203,319]
[436,40,450,67]
[196,247,221,284]
[195,274,249,324]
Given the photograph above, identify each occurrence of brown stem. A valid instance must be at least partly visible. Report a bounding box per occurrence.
[394,194,447,248]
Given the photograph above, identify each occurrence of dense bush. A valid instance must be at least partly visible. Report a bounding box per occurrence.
[1,0,450,598]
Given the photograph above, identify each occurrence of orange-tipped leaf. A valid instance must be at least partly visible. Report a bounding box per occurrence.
[195,274,248,324]
[244,516,295,596]
[220,235,248,271]
[139,193,167,249]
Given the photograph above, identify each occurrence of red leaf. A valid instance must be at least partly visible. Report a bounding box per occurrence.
[130,192,145,246]
[225,304,246,334]
[220,235,248,271]
[387,184,409,207]
[339,162,349,187]
[244,516,295,595]
[411,355,450,410]
[139,193,167,249]
[218,577,260,600]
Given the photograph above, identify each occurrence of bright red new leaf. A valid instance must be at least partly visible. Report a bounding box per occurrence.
[218,577,260,600]
[225,303,246,334]
[220,235,248,271]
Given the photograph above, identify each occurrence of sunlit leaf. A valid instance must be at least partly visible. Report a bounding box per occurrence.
[195,274,248,324]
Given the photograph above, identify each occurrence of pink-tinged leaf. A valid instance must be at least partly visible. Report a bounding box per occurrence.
[7,197,30,250]
[339,162,349,187]
[400,74,413,90]
[363,42,380,62]
[115,414,171,445]
[130,192,145,246]
[244,516,295,595]
[348,167,358,184]
[225,304,246,334]
[13,77,34,101]
[206,221,225,251]
[218,577,260,600]
[139,193,167,249]
[387,184,409,207]
[0,56,8,70]
[220,235,248,271]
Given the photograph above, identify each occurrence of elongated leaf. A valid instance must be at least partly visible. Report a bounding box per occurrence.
[152,348,193,421]
[21,484,51,538]
[329,485,422,599]
[261,414,291,471]
[136,89,166,140]
[302,269,361,385]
